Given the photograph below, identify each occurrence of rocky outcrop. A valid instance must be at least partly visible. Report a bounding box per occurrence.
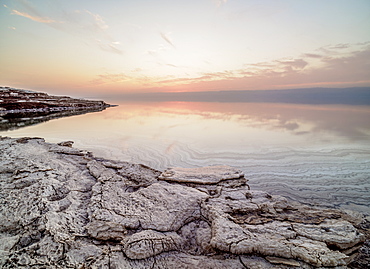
[0,136,369,268]
[0,87,111,113]
[0,87,112,131]
[158,165,245,184]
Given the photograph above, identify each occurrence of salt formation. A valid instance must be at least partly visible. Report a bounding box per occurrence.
[0,137,368,268]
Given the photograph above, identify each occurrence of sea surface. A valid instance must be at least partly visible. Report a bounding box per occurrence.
[1,100,370,214]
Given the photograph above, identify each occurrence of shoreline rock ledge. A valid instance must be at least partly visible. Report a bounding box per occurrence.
[0,136,369,268]
[0,87,113,131]
[0,87,111,114]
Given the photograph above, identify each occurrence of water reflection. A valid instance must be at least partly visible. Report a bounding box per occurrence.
[0,107,109,131]
[154,102,370,141]
[1,101,369,214]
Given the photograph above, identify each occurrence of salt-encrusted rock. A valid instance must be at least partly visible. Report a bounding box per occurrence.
[210,216,348,267]
[265,256,301,267]
[109,252,246,269]
[292,219,365,249]
[159,165,244,184]
[0,136,368,268]
[177,220,214,255]
[86,220,127,241]
[65,242,103,265]
[91,182,208,231]
[122,230,183,259]
[87,159,159,186]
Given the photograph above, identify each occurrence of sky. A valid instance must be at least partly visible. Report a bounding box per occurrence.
[0,0,370,97]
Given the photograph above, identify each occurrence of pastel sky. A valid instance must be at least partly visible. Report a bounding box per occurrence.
[1,0,370,96]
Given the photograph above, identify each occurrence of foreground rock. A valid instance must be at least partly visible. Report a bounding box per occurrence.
[0,137,369,268]
[0,87,112,131]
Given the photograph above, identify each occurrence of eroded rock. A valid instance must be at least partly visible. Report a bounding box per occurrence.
[159,165,244,184]
[210,216,348,267]
[0,136,368,268]
[122,230,183,259]
[86,220,127,241]
[91,182,208,231]
[292,219,365,249]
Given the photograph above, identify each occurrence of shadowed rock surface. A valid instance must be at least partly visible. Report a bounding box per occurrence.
[0,136,369,268]
[0,87,112,131]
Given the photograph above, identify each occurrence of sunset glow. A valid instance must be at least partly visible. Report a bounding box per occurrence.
[1,0,369,97]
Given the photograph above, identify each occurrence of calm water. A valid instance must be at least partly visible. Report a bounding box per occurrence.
[1,101,370,214]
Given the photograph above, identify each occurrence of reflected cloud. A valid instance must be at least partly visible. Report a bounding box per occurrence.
[243,104,370,141]
[165,142,177,154]
[130,102,370,142]
[100,100,370,142]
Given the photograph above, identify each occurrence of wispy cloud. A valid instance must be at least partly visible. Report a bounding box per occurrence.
[96,40,123,54]
[156,43,370,90]
[160,32,176,48]
[303,53,323,59]
[56,9,123,54]
[245,58,308,78]
[329,43,350,50]
[90,73,133,85]
[11,9,56,23]
[276,59,308,71]
[90,71,176,87]
[90,71,159,86]
[153,70,238,86]
[84,10,108,30]
[146,44,168,56]
[166,63,178,68]
[89,42,370,91]
[6,1,122,54]
[213,0,228,8]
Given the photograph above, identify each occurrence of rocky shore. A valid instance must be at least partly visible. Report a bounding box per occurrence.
[0,87,111,113]
[0,137,369,268]
[0,87,112,131]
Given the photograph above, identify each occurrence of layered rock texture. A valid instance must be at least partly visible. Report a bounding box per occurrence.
[0,87,111,131]
[0,136,369,268]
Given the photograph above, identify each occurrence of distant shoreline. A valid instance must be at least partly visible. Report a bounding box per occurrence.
[106,87,370,105]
